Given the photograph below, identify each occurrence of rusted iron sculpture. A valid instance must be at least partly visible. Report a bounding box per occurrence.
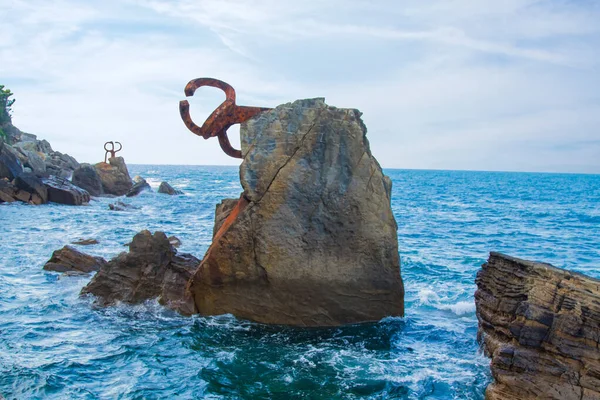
[179,78,271,158]
[104,141,122,163]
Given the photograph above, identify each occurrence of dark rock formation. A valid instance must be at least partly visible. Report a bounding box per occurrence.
[188,98,404,326]
[108,200,140,211]
[44,245,107,273]
[72,164,104,196]
[42,177,90,205]
[94,157,132,196]
[0,141,23,180]
[81,230,199,314]
[14,173,47,204]
[125,176,151,197]
[158,181,182,195]
[71,238,99,246]
[475,252,600,400]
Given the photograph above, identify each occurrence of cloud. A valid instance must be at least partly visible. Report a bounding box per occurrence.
[0,0,599,172]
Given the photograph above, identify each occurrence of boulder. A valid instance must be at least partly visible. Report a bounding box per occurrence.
[0,142,23,180]
[72,164,104,196]
[168,235,182,248]
[23,150,47,177]
[42,177,90,205]
[44,245,107,273]
[125,176,151,197]
[81,230,199,314]
[188,98,404,326]
[94,157,132,196]
[158,181,182,195]
[475,252,600,400]
[14,172,48,203]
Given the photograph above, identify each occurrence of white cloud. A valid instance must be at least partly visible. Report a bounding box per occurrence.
[0,0,599,172]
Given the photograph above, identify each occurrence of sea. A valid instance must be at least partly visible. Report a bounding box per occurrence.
[1,166,599,399]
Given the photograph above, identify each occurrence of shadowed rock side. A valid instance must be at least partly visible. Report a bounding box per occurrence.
[475,252,600,400]
[81,230,199,314]
[189,98,404,326]
[44,245,107,274]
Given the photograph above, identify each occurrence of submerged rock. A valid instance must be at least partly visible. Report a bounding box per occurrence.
[168,235,182,248]
[44,245,107,273]
[81,230,199,313]
[42,177,90,205]
[125,176,151,197]
[475,252,600,400]
[72,164,104,196]
[189,98,404,326]
[94,157,133,196]
[158,181,182,195]
[108,200,140,211]
[71,238,99,246]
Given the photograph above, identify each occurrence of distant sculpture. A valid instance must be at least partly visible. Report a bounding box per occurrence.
[104,141,122,163]
[179,78,271,158]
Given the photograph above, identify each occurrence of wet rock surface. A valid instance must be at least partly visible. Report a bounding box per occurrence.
[189,98,404,326]
[158,181,182,195]
[44,245,107,273]
[126,176,151,197]
[475,252,600,400]
[94,157,133,196]
[81,230,199,314]
[108,200,140,211]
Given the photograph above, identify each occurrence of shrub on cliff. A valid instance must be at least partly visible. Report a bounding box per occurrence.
[0,85,15,140]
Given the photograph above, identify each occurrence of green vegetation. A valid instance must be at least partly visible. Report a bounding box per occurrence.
[0,84,15,140]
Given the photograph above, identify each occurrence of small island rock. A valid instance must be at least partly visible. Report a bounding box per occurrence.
[94,157,133,196]
[81,230,199,314]
[158,181,182,195]
[476,252,600,400]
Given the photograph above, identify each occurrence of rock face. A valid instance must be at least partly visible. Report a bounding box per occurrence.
[158,181,182,195]
[125,176,151,197]
[0,141,23,180]
[475,252,600,400]
[72,164,104,196]
[44,246,107,273]
[42,177,90,205]
[14,173,48,204]
[94,157,132,196]
[188,98,404,326]
[81,230,199,313]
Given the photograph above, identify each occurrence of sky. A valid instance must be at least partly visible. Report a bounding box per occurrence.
[1,0,599,173]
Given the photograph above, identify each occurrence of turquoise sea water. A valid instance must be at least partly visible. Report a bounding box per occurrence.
[1,166,599,399]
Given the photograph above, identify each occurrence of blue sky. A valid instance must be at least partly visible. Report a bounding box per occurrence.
[1,0,599,173]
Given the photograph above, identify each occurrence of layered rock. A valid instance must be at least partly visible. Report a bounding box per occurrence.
[72,164,104,196]
[81,230,199,313]
[475,252,600,400]
[42,177,90,205]
[44,246,107,273]
[188,98,404,326]
[94,157,133,196]
[0,141,23,180]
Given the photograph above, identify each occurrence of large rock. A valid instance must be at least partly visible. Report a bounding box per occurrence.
[0,179,17,203]
[81,230,199,314]
[42,177,90,205]
[188,98,404,326]
[475,252,600,400]
[14,172,48,203]
[158,181,182,195]
[0,142,23,180]
[44,246,107,273]
[72,163,104,196]
[125,176,151,197]
[94,157,132,196]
